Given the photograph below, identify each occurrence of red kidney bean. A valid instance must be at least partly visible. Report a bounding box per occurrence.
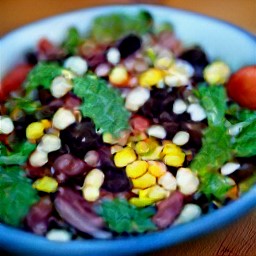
[25,164,51,178]
[54,187,112,239]
[153,191,184,229]
[25,196,53,235]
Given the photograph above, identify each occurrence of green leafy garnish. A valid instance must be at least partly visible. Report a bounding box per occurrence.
[97,198,156,234]
[226,103,256,123]
[190,125,232,175]
[62,27,81,55]
[197,84,227,126]
[73,75,130,135]
[24,62,62,92]
[5,97,41,114]
[91,10,153,43]
[232,120,256,157]
[0,141,36,166]
[200,172,234,200]
[0,166,39,226]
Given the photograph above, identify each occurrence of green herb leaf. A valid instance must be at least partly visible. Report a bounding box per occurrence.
[0,166,39,226]
[200,172,234,200]
[0,141,36,166]
[24,62,62,92]
[91,10,153,43]
[73,75,130,135]
[232,120,256,157]
[226,103,256,123]
[190,125,232,174]
[62,27,81,55]
[197,84,227,126]
[97,198,156,234]
[5,97,41,114]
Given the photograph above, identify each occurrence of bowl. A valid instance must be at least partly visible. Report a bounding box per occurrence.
[0,4,256,256]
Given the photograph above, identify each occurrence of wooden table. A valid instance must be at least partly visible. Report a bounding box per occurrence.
[1,1,256,255]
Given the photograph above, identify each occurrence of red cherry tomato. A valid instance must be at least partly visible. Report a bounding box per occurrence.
[0,64,32,102]
[227,66,256,110]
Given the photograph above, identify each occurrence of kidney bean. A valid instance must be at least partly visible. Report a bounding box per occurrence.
[25,196,53,235]
[153,191,184,229]
[54,187,111,239]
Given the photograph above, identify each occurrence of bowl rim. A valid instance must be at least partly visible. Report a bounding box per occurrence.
[0,4,256,255]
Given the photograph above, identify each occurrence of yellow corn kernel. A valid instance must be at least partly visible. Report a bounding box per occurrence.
[110,145,123,154]
[132,172,156,189]
[83,169,104,189]
[114,147,137,167]
[162,142,182,155]
[109,65,129,86]
[163,153,185,167]
[139,68,164,87]
[126,160,148,179]
[135,141,150,155]
[103,131,130,146]
[103,133,115,144]
[203,61,231,85]
[32,176,58,193]
[148,161,167,177]
[147,185,168,201]
[154,57,173,70]
[26,122,45,140]
[132,188,140,194]
[41,119,52,129]
[138,187,152,198]
[140,146,163,161]
[129,197,155,207]
[128,132,147,142]
[82,186,100,202]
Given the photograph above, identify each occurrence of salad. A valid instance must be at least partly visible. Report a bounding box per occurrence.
[0,10,255,241]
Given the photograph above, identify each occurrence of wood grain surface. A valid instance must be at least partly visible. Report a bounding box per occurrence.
[1,1,256,255]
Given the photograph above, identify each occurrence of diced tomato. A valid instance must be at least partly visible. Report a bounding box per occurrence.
[227,66,256,110]
[0,64,32,102]
[130,115,150,132]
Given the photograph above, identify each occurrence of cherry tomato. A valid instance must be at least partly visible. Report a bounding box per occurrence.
[227,66,256,110]
[0,64,32,102]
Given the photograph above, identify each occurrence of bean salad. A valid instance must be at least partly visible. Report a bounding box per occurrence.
[0,10,255,241]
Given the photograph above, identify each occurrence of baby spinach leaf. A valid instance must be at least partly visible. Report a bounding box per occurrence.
[24,62,62,92]
[0,166,39,226]
[197,84,227,126]
[73,75,130,136]
[91,10,153,43]
[97,198,156,234]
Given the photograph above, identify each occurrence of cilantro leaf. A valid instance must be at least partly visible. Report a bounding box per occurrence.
[200,172,234,200]
[97,198,156,234]
[226,103,256,123]
[91,10,153,43]
[0,166,39,226]
[197,84,227,126]
[232,120,256,157]
[62,27,81,55]
[0,141,36,166]
[190,125,232,174]
[24,62,62,92]
[73,75,130,135]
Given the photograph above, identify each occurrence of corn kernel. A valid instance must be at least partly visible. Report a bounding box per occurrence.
[163,153,185,167]
[139,187,152,198]
[129,132,147,142]
[126,160,148,179]
[41,119,52,129]
[162,142,182,155]
[203,61,231,85]
[32,176,58,193]
[109,65,129,86]
[158,172,177,191]
[139,68,164,87]
[147,185,168,200]
[140,146,163,161]
[110,145,123,154]
[26,122,45,140]
[129,197,155,207]
[114,147,137,167]
[103,131,130,146]
[148,161,167,177]
[83,169,104,189]
[82,186,100,202]
[135,141,150,154]
[132,172,156,189]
